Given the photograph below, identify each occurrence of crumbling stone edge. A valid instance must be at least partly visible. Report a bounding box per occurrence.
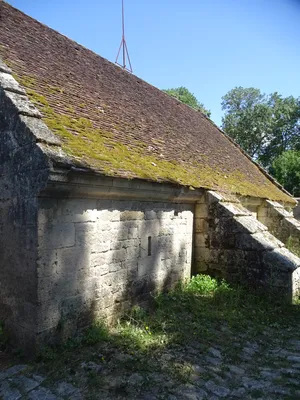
[0,57,61,147]
[194,190,300,301]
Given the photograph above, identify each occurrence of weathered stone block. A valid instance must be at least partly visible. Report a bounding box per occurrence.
[55,246,91,276]
[110,248,127,263]
[102,270,127,288]
[212,202,251,218]
[38,223,75,249]
[37,249,58,278]
[96,209,120,222]
[120,211,144,221]
[145,210,157,220]
[110,238,139,251]
[90,238,110,254]
[4,90,41,118]
[195,218,208,233]
[156,210,175,219]
[233,216,268,233]
[75,222,96,247]
[128,226,139,239]
[194,247,211,263]
[195,233,209,248]
[263,248,300,272]
[207,190,225,203]
[210,232,236,249]
[0,72,26,94]
[57,200,98,223]
[195,203,208,218]
[108,262,124,273]
[0,59,12,74]
[236,231,283,251]
[140,219,160,236]
[93,263,110,277]
[91,250,108,265]
[137,256,159,277]
[126,245,141,261]
[20,115,61,145]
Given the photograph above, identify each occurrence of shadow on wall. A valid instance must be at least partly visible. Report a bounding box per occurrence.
[106,203,191,320]
[37,198,194,345]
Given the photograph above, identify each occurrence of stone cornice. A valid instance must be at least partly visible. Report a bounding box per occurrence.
[40,168,205,203]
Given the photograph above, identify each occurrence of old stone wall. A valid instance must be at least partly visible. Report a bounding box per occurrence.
[194,191,300,300]
[293,199,300,221]
[37,197,194,342]
[257,200,300,250]
[0,71,50,349]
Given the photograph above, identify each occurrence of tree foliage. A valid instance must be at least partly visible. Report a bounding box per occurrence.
[221,87,300,168]
[163,87,211,117]
[270,151,300,197]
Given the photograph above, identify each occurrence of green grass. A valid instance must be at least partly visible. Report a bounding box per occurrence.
[37,275,300,359]
[30,275,300,398]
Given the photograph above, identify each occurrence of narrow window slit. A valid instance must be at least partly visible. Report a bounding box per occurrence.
[148,236,152,256]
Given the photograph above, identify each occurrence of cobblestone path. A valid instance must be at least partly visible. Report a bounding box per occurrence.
[1,333,300,399]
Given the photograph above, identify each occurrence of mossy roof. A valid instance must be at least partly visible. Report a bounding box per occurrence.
[0,1,294,204]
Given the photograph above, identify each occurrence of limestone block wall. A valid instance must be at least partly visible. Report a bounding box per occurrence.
[194,191,300,299]
[293,199,300,221]
[37,198,194,342]
[257,200,300,249]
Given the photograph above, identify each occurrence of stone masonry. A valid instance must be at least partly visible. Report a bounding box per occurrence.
[293,198,300,220]
[36,197,194,343]
[194,191,300,300]
[1,47,300,354]
[257,199,300,249]
[0,68,52,350]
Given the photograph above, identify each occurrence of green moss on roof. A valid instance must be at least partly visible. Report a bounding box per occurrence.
[10,71,294,204]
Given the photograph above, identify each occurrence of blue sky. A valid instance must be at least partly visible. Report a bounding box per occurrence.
[6,0,300,126]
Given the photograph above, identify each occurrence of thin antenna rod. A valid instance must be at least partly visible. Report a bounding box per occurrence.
[115,0,133,73]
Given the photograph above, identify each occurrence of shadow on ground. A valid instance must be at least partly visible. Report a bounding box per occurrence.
[21,277,300,400]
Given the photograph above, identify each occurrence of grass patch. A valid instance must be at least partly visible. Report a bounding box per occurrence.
[38,275,300,359]
[31,275,300,397]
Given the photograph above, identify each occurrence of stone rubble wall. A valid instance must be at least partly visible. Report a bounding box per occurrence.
[37,198,194,342]
[194,191,300,300]
[257,200,300,249]
[293,199,300,221]
[0,66,51,350]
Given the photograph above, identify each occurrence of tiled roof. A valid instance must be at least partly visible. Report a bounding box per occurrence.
[0,1,293,203]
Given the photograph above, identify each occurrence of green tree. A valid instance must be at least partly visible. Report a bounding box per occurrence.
[270,151,300,196]
[221,87,300,167]
[163,87,211,117]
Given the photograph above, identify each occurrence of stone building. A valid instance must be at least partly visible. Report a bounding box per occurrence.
[294,199,300,220]
[0,2,300,352]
